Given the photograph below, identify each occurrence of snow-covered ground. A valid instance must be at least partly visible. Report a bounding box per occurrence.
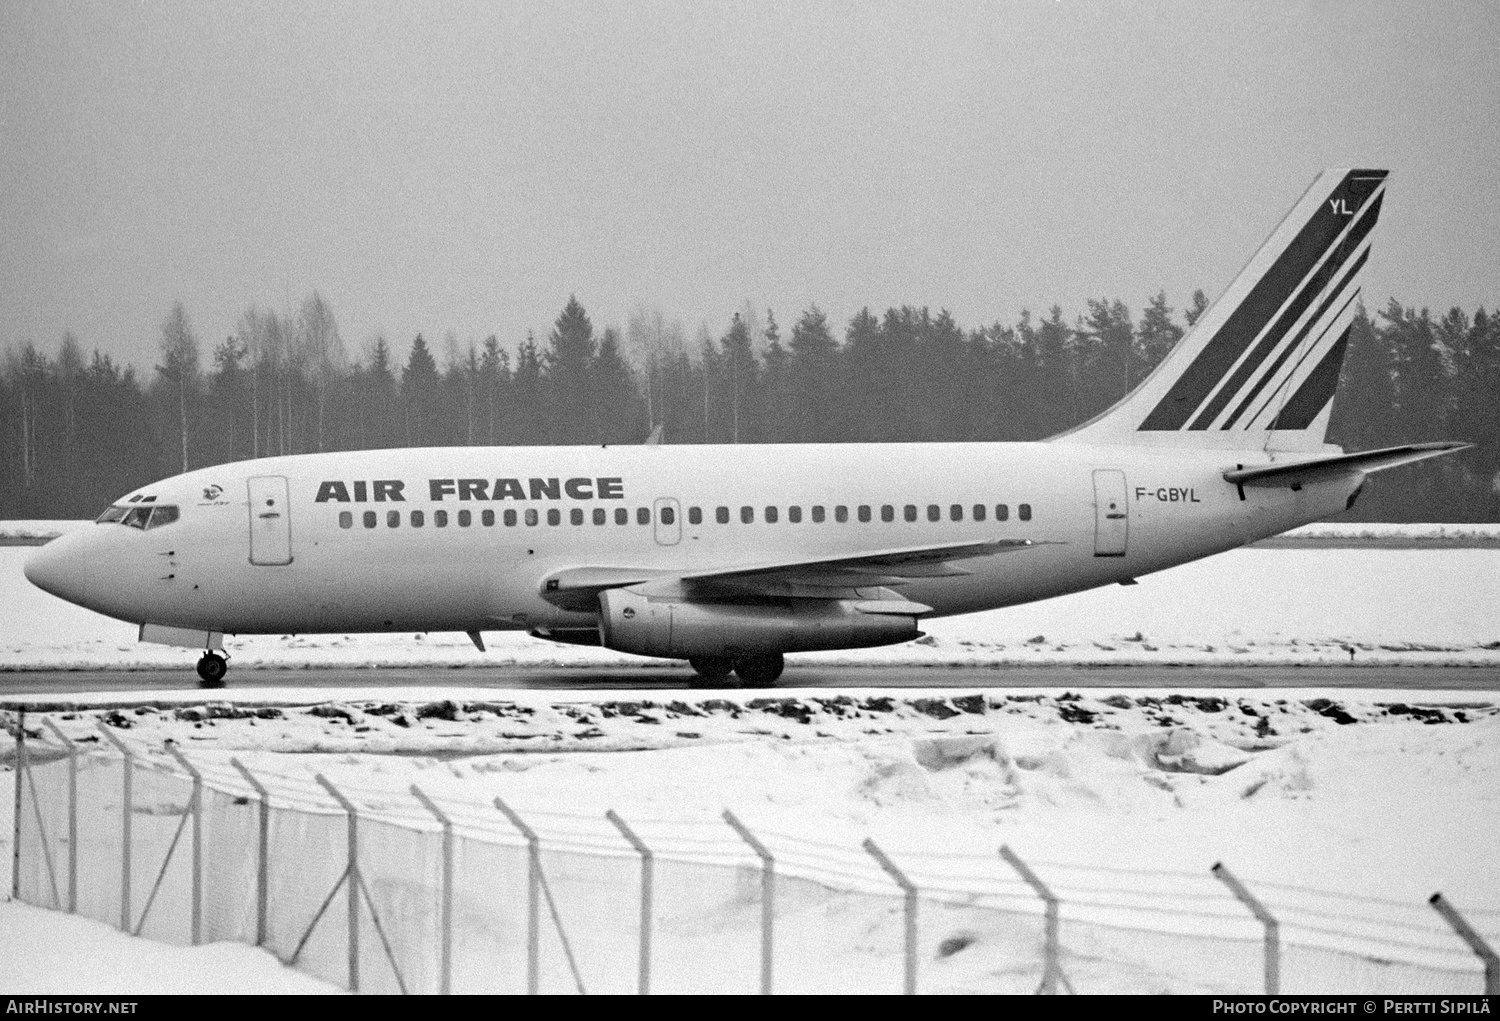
[3,690,1498,994]
[0,899,341,994]
[5,541,1499,670]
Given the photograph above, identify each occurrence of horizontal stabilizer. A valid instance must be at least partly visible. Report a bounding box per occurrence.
[1223,442,1471,488]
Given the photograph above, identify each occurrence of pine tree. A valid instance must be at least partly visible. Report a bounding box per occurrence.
[1136,291,1184,374]
[546,296,597,443]
[719,313,757,443]
[402,334,440,445]
[1184,289,1209,327]
[592,326,643,443]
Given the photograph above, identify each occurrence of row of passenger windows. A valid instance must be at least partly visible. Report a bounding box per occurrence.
[338,502,1033,530]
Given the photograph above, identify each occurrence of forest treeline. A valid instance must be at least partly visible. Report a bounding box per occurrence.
[2,291,1496,521]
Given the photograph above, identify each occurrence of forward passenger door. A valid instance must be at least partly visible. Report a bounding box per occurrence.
[248,475,293,565]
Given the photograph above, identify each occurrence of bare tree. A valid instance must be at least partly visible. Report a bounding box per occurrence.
[157,302,201,474]
[298,291,345,452]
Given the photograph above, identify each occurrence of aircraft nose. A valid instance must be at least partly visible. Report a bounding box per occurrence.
[24,534,91,606]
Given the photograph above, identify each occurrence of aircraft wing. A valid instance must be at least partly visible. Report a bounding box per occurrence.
[1223,442,1470,489]
[539,538,1043,612]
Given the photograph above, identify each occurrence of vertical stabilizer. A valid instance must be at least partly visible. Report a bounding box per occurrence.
[1054,169,1388,452]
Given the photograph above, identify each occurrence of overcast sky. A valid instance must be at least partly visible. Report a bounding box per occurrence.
[2,0,1497,373]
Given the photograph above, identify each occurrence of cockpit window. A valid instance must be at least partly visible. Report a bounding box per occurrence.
[147,505,179,529]
[109,504,179,530]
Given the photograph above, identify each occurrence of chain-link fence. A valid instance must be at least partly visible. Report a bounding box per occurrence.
[9,713,1498,994]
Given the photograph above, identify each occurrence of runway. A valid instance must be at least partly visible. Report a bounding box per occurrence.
[2,663,1498,697]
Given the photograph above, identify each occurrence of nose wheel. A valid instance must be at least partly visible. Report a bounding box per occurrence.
[196,651,228,688]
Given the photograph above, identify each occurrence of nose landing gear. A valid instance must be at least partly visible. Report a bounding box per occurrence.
[196,651,228,688]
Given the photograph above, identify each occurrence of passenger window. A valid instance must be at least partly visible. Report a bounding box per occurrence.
[339,511,353,529]
[927,505,940,522]
[387,510,400,528]
[570,508,584,525]
[122,506,151,529]
[524,509,539,526]
[716,506,729,524]
[435,510,448,527]
[615,508,629,525]
[146,505,179,529]
[547,509,561,526]
[363,511,377,529]
[812,505,825,523]
[950,504,963,522]
[904,504,917,522]
[458,510,471,527]
[504,509,517,526]
[411,510,425,527]
[688,507,702,525]
[973,504,986,522]
[997,504,1009,521]
[835,505,848,523]
[857,505,870,523]
[881,505,894,522]
[788,506,802,523]
[594,508,607,525]
[482,509,495,527]
[661,506,676,525]
[1019,503,1032,521]
[765,506,778,524]
[636,507,650,525]
[740,506,754,524]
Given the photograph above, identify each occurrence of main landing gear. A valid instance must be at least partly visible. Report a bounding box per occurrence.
[689,653,785,687]
[196,651,228,689]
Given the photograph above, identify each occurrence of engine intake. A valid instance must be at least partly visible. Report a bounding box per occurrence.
[597,587,921,658]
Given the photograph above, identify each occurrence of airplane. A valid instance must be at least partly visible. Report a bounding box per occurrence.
[24,168,1469,688]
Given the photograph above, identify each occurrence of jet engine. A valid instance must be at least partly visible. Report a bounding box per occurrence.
[597,587,922,659]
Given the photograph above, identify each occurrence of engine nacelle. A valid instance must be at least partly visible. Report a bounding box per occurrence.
[597,588,921,658]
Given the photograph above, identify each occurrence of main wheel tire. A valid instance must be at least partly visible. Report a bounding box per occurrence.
[732,653,784,686]
[196,652,227,688]
[689,656,735,686]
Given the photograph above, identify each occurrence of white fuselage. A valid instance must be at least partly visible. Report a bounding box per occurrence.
[27,442,1357,645]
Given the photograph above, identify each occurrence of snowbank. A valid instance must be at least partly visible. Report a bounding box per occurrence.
[0,899,341,994]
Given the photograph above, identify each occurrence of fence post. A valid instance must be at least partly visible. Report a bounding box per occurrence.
[316,774,360,993]
[165,745,202,946]
[411,785,453,995]
[42,720,77,914]
[96,722,133,933]
[862,838,917,995]
[1430,893,1499,994]
[493,798,545,994]
[723,809,774,995]
[10,708,23,901]
[230,759,270,947]
[1212,862,1279,995]
[606,809,653,995]
[1000,845,1074,994]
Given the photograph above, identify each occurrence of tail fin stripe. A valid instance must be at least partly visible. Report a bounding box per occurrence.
[1268,328,1352,430]
[1138,170,1367,430]
[1223,247,1368,430]
[1190,190,1382,431]
[1245,287,1360,431]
